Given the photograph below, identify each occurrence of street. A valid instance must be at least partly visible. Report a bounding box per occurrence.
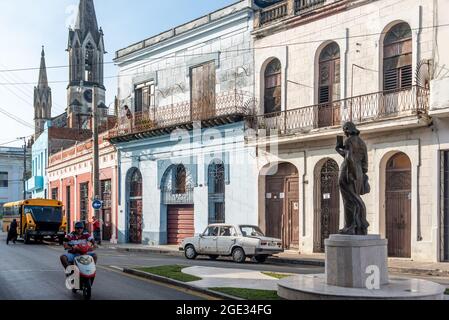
[1,231,448,300]
[0,232,203,300]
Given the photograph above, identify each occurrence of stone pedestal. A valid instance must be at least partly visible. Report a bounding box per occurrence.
[325,234,389,288]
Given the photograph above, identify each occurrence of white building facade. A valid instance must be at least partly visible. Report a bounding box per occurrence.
[249,0,449,262]
[111,1,258,245]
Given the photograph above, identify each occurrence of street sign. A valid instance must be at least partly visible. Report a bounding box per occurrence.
[92,200,103,210]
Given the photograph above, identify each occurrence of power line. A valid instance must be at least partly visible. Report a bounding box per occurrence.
[0,106,35,130]
[0,22,448,76]
[0,62,66,114]
[0,139,21,147]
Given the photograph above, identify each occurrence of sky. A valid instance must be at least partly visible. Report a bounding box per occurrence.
[0,0,235,148]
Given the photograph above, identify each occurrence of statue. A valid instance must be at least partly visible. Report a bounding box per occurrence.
[336,122,370,236]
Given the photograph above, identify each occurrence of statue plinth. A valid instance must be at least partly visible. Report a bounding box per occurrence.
[325,234,389,288]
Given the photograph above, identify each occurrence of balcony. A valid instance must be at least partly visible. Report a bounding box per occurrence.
[108,90,255,142]
[26,176,44,192]
[248,86,430,143]
[255,0,333,29]
[161,187,194,205]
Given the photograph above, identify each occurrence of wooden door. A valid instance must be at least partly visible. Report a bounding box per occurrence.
[285,177,299,249]
[129,199,142,244]
[386,153,412,258]
[318,43,341,128]
[101,180,112,241]
[191,62,216,121]
[265,176,284,240]
[167,205,195,245]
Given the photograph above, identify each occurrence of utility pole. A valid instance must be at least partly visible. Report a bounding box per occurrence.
[92,86,101,240]
[17,136,27,200]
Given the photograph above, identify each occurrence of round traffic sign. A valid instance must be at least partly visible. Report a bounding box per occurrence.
[92,200,103,210]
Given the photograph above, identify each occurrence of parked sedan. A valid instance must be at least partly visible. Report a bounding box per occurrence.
[180,224,284,263]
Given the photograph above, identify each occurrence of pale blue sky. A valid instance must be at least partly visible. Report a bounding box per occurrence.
[0,0,235,147]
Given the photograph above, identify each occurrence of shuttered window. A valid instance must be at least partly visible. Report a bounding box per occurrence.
[383,23,413,91]
[79,183,89,222]
[135,81,155,114]
[264,59,282,114]
[319,42,340,104]
[190,62,216,121]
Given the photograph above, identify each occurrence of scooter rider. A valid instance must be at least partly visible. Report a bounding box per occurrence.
[60,222,98,270]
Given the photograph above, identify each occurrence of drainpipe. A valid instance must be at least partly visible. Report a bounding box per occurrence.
[302,150,307,238]
[417,138,423,242]
[344,28,349,101]
[415,6,423,85]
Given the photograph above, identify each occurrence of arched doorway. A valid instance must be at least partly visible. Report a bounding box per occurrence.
[385,152,412,258]
[264,163,299,249]
[161,164,195,245]
[128,169,143,244]
[314,159,340,253]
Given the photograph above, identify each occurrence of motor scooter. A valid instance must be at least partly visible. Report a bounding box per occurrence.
[67,242,96,300]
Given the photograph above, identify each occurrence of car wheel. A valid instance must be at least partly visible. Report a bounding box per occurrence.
[255,255,268,263]
[209,255,218,260]
[184,245,197,260]
[232,247,246,263]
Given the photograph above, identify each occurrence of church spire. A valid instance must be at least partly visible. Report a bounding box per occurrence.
[75,0,101,43]
[34,46,52,139]
[38,46,48,88]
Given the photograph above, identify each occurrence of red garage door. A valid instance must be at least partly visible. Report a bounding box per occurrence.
[167,205,195,245]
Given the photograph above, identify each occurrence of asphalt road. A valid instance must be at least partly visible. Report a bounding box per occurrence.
[0,233,203,300]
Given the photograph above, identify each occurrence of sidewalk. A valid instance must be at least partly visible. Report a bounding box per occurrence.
[100,242,449,277]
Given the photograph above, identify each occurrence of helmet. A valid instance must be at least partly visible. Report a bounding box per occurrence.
[74,222,84,229]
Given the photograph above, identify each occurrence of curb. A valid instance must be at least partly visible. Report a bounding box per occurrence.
[116,247,184,257]
[267,257,325,267]
[122,268,243,301]
[106,247,449,278]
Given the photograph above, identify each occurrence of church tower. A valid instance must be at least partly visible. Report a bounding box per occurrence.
[34,46,52,139]
[67,0,106,130]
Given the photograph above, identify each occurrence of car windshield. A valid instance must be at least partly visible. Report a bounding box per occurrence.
[24,206,63,224]
[240,226,265,237]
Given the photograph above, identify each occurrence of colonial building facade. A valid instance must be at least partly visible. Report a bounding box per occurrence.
[47,131,118,241]
[248,0,449,262]
[110,0,258,245]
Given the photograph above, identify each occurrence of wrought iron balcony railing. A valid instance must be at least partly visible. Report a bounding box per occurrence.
[161,187,194,205]
[249,86,429,136]
[109,90,255,140]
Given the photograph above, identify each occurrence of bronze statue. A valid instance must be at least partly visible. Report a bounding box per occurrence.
[336,122,370,236]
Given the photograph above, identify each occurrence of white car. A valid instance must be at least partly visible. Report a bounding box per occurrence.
[180,224,284,263]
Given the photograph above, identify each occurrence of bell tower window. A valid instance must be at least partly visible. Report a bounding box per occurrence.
[85,43,95,82]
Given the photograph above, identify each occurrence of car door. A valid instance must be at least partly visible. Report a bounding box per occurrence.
[216,226,237,255]
[199,226,219,254]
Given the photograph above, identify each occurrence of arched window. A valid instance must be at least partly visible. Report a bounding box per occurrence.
[129,169,143,198]
[264,59,282,114]
[173,165,187,194]
[319,42,341,104]
[85,42,95,82]
[383,22,412,91]
[208,161,225,224]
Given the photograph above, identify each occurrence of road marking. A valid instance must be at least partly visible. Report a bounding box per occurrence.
[97,265,220,301]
